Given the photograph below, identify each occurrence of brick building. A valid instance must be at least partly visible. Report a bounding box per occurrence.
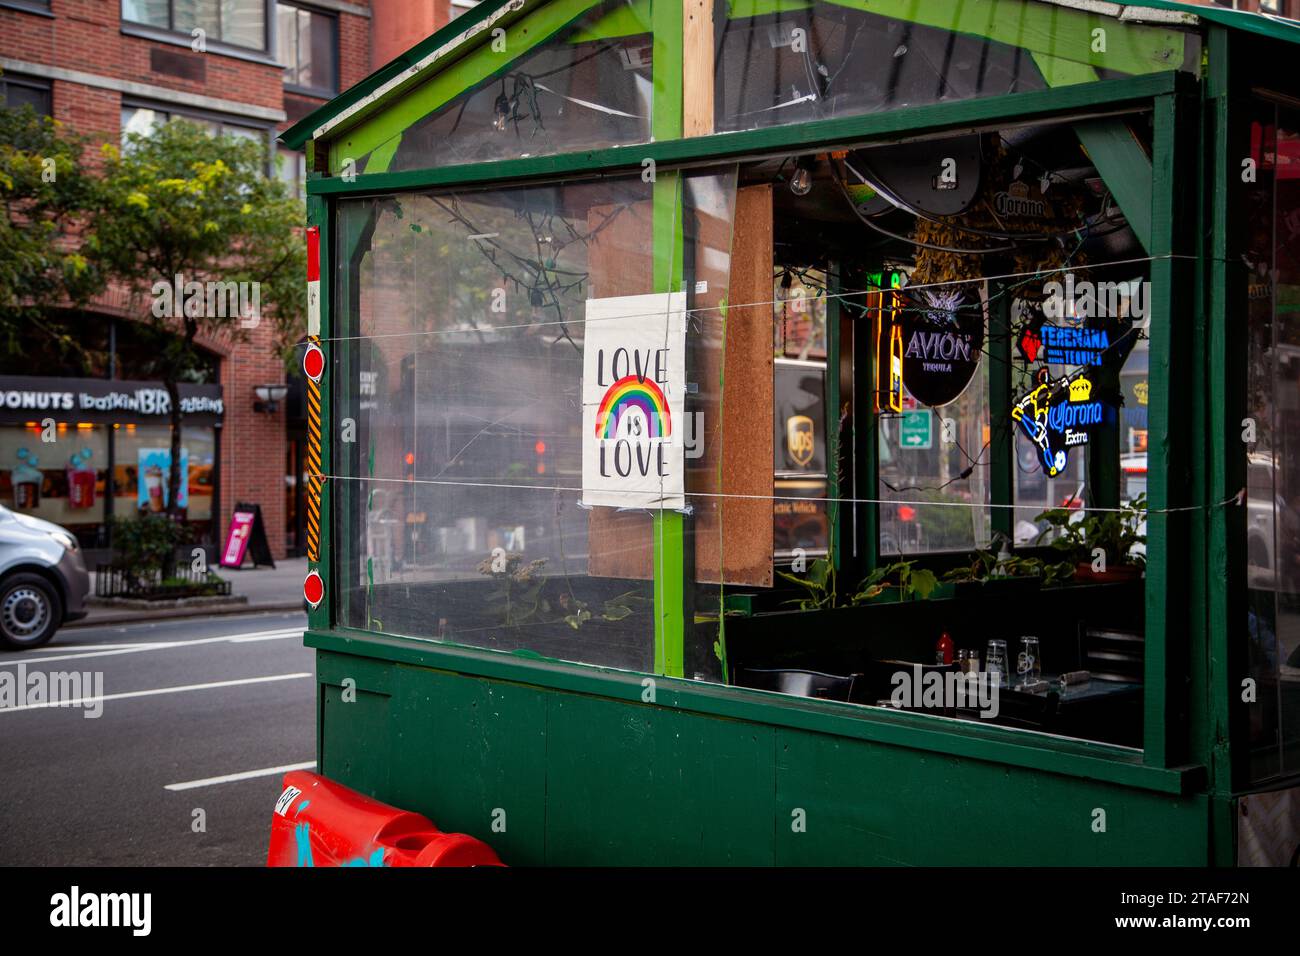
[1183,0,1296,16]
[0,0,470,560]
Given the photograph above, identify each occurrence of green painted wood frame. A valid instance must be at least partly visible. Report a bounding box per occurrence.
[305,66,1205,783]
[1200,27,1246,797]
[1145,77,1200,767]
[306,625,1202,794]
[1193,27,1243,862]
[307,71,1178,197]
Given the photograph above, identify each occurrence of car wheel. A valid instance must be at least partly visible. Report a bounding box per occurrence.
[0,573,63,650]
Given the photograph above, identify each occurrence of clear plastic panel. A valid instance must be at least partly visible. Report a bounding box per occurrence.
[1243,100,1300,783]
[714,1,1198,135]
[382,0,653,173]
[334,176,661,670]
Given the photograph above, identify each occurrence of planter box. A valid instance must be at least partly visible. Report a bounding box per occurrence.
[95,564,232,601]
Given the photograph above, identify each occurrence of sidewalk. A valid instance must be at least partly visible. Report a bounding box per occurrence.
[70,558,308,628]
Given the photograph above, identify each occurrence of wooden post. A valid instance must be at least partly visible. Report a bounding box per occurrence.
[683,0,714,137]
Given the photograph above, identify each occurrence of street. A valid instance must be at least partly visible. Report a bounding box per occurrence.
[0,611,312,866]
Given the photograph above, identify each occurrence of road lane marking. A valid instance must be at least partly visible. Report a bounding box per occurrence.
[164,761,317,792]
[0,629,304,667]
[24,643,156,652]
[0,672,311,715]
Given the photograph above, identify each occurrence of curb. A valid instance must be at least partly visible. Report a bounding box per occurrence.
[65,601,305,629]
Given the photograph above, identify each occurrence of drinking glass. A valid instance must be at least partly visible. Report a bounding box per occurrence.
[986,640,1008,689]
[1018,636,1042,687]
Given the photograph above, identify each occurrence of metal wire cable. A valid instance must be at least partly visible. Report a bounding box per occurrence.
[307,471,1242,516]
[316,252,1187,344]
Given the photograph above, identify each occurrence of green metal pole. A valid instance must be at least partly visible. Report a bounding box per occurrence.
[651,0,686,677]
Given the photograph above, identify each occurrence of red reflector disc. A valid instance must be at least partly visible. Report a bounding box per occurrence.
[303,344,325,381]
[304,571,324,607]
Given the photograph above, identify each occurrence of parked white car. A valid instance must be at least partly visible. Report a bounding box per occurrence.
[0,505,90,649]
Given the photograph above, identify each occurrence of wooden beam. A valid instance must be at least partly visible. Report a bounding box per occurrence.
[683,0,714,137]
[1074,116,1155,254]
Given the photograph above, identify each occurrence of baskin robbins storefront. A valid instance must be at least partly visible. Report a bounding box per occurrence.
[0,376,224,555]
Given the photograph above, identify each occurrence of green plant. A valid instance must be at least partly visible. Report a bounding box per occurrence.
[942,549,1075,586]
[777,557,840,610]
[1035,493,1147,571]
[109,515,190,581]
[476,554,649,629]
[477,553,550,626]
[853,559,938,602]
[781,557,941,609]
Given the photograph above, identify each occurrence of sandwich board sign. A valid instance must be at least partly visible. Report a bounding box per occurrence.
[221,502,276,568]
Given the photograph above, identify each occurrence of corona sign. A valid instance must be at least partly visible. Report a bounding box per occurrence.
[1011,370,1108,477]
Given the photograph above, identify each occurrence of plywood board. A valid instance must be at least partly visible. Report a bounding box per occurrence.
[692,184,773,586]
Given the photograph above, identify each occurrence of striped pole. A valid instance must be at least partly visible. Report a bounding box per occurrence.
[304,226,323,566]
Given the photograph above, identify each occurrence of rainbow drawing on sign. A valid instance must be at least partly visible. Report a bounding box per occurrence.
[595,375,672,439]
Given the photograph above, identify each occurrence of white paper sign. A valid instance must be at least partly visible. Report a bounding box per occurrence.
[581,291,687,509]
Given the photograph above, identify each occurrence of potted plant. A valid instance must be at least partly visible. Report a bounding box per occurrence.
[1035,494,1147,583]
[778,557,938,609]
[938,546,1074,597]
[852,559,938,604]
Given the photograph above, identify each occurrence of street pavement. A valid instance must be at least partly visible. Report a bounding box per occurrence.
[0,610,313,866]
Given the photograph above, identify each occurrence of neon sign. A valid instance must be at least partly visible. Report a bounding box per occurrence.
[874,287,905,413]
[876,282,984,410]
[1039,325,1111,366]
[1011,371,1107,477]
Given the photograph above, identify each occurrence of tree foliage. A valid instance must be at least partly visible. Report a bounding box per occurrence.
[95,120,305,366]
[93,120,307,513]
[0,105,104,352]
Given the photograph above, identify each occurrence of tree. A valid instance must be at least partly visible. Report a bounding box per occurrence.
[96,119,306,517]
[0,103,104,354]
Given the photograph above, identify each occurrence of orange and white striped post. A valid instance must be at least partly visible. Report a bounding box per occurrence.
[303,226,325,608]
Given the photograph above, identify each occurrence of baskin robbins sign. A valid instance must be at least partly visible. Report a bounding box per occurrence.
[582,292,687,510]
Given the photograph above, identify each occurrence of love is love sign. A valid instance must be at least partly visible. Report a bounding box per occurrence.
[581,292,687,510]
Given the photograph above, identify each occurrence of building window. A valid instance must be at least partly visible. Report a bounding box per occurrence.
[0,0,52,13]
[122,1,269,52]
[120,106,270,172]
[0,74,51,116]
[449,0,480,20]
[277,146,306,200]
[277,2,337,96]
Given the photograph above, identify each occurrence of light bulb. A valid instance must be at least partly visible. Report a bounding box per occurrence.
[493,94,511,132]
[790,164,813,196]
